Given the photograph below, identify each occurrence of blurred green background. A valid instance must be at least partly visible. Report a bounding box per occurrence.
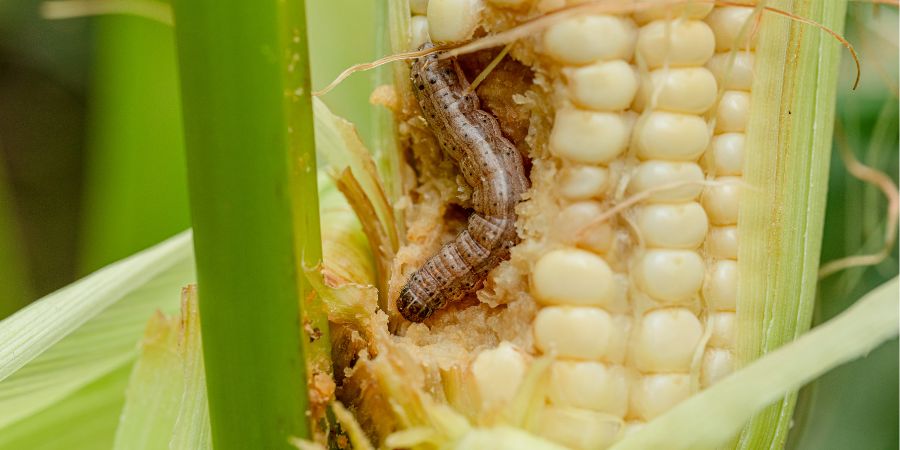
[0,1,895,449]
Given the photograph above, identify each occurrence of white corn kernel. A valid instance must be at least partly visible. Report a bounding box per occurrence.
[410,16,431,50]
[633,308,703,372]
[703,259,738,311]
[410,0,429,15]
[537,407,623,450]
[636,20,715,69]
[634,112,710,161]
[707,6,758,52]
[427,0,483,42]
[471,342,527,407]
[709,312,736,348]
[552,202,615,254]
[565,60,639,111]
[634,249,705,303]
[627,161,705,203]
[633,0,714,24]
[630,373,691,420]
[706,226,738,259]
[534,306,613,360]
[548,361,629,416]
[634,67,718,114]
[702,176,741,225]
[635,202,709,249]
[707,52,755,91]
[486,0,529,7]
[532,248,615,307]
[705,133,745,176]
[715,90,751,133]
[558,165,611,200]
[550,108,631,164]
[543,15,637,64]
[701,348,735,387]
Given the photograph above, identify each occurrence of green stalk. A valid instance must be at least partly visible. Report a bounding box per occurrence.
[171,0,317,447]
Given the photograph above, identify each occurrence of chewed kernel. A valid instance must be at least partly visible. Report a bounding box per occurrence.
[627,160,705,203]
[565,60,639,111]
[534,306,613,360]
[636,20,715,69]
[704,259,738,311]
[547,361,629,416]
[532,248,616,307]
[630,373,691,420]
[635,202,709,249]
[543,15,637,64]
[634,111,710,161]
[550,108,631,164]
[634,249,705,303]
[633,308,703,373]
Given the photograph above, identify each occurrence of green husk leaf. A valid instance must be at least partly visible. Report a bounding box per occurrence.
[0,231,194,434]
[113,285,211,450]
[613,277,899,450]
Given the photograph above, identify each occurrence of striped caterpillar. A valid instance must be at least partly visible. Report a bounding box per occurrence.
[398,43,530,323]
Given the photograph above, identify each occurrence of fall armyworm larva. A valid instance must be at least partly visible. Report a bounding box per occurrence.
[398,43,530,323]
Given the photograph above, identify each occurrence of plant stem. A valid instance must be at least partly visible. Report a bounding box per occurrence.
[171,0,317,447]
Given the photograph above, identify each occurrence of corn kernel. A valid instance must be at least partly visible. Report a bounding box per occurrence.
[715,90,751,133]
[534,306,614,361]
[633,308,703,372]
[634,112,710,161]
[635,202,709,249]
[633,0,714,24]
[636,20,714,69]
[558,165,611,200]
[703,259,738,311]
[543,15,637,64]
[410,16,431,50]
[634,67,718,114]
[627,161,704,203]
[700,348,735,387]
[552,202,615,254]
[707,6,758,52]
[471,342,527,407]
[708,311,736,348]
[486,0,529,8]
[634,249,705,303]
[532,248,616,307]
[565,60,638,111]
[550,108,631,164]
[706,225,738,259]
[707,51,755,91]
[427,0,482,42]
[537,407,623,450]
[702,176,741,225]
[630,373,691,420]
[548,361,629,416]
[705,132,745,176]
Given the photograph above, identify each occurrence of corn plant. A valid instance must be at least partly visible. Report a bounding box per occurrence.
[0,1,896,449]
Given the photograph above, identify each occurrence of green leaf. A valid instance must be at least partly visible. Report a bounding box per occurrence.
[612,277,899,450]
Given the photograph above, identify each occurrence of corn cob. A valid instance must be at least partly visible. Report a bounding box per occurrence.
[329,1,843,448]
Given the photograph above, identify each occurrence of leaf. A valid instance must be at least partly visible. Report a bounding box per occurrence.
[612,277,899,450]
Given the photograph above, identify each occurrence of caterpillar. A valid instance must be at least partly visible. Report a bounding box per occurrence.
[398,43,530,323]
